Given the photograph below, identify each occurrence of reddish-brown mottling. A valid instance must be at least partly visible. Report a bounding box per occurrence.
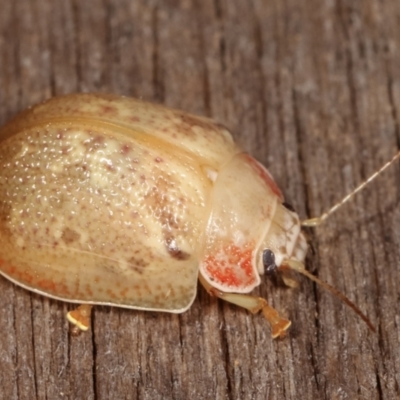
[0,94,217,310]
[3,261,24,282]
[58,283,71,296]
[242,154,283,200]
[36,278,57,292]
[2,261,15,275]
[120,144,131,155]
[142,284,151,294]
[1,259,73,296]
[100,105,117,115]
[86,285,93,297]
[203,243,256,288]
[106,289,118,299]
[18,270,34,285]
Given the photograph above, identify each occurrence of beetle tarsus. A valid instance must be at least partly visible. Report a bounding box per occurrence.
[67,304,93,332]
[262,306,291,338]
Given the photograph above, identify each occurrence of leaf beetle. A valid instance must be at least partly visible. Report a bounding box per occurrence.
[0,93,394,337]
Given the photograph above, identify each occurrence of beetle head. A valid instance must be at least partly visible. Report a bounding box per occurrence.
[256,201,308,277]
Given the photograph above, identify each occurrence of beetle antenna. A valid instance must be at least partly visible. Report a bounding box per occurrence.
[302,150,400,227]
[281,259,375,332]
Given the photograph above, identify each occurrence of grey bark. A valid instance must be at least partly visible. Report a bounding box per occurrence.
[0,0,399,399]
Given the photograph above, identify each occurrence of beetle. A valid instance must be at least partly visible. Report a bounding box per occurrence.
[0,93,391,337]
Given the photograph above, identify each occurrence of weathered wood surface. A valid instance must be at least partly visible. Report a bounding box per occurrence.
[0,0,400,399]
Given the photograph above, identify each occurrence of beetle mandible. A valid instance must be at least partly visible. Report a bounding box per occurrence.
[0,93,395,337]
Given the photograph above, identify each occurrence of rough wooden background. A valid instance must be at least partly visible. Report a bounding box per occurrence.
[0,0,400,399]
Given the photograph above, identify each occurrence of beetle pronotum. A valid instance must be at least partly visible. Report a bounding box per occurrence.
[0,93,397,337]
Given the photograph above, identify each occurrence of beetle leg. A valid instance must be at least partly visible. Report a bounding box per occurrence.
[66,304,93,333]
[199,273,291,338]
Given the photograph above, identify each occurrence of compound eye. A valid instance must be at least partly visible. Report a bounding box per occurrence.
[263,249,277,275]
[282,202,296,212]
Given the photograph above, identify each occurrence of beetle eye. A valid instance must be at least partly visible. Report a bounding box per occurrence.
[263,249,277,275]
[282,202,295,212]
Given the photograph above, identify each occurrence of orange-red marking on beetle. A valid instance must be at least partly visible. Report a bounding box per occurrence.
[203,243,255,288]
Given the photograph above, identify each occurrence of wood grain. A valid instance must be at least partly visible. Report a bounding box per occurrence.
[0,0,400,399]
